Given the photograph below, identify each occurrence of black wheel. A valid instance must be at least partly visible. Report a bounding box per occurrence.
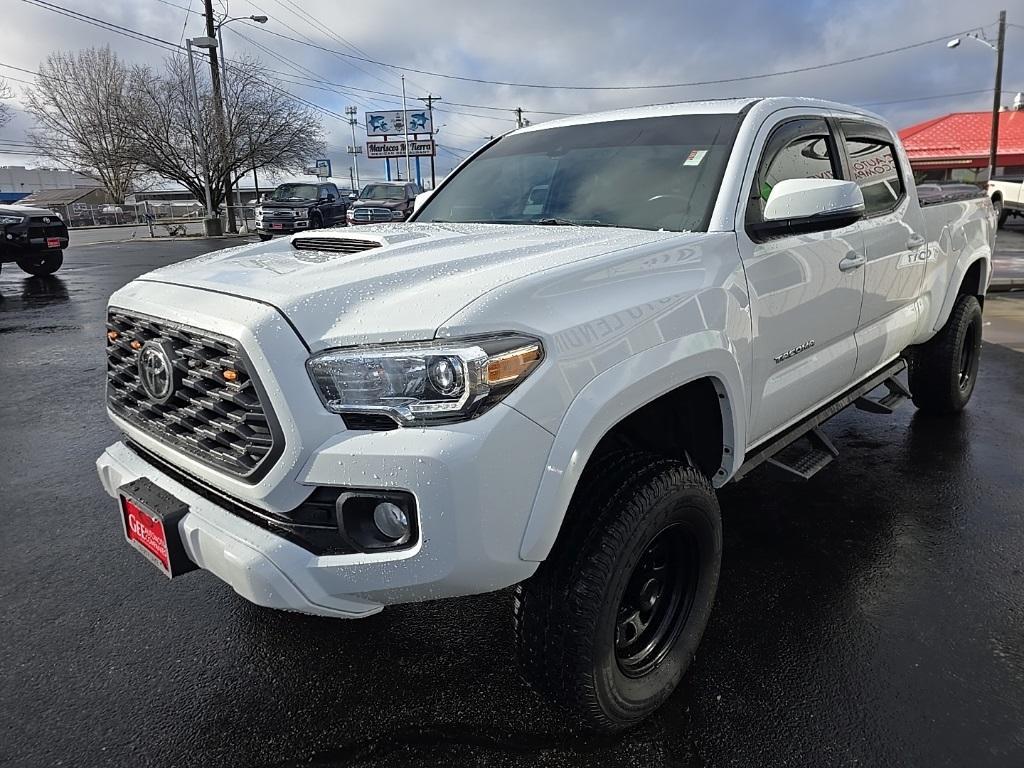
[17,251,63,276]
[310,211,324,230]
[258,233,273,242]
[908,294,983,414]
[513,451,722,731]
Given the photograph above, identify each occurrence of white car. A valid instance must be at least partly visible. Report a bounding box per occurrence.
[97,97,996,730]
[988,174,1023,228]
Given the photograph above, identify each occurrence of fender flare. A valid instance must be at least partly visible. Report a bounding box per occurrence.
[518,331,747,562]
[932,250,991,333]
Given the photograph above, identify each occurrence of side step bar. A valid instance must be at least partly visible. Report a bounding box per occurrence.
[734,358,908,482]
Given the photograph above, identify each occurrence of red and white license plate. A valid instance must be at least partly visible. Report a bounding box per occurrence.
[121,497,172,575]
[46,237,60,248]
[271,223,284,230]
[118,478,196,578]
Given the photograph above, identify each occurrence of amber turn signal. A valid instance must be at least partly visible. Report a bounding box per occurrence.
[485,345,542,385]
[106,330,119,342]
[130,339,142,350]
[222,369,238,382]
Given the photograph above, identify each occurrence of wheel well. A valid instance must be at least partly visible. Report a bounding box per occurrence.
[991,191,1002,203]
[959,259,985,307]
[591,377,725,480]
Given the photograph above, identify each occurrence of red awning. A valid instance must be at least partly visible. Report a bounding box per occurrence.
[898,110,1024,167]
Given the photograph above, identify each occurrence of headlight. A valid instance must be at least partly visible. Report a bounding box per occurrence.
[307,334,543,425]
[346,209,355,219]
[391,210,405,220]
[255,207,263,217]
[0,215,25,225]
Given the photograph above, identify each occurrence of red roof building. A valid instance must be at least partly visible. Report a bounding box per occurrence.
[898,108,1024,181]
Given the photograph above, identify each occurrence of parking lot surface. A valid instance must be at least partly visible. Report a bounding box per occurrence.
[2,238,1024,767]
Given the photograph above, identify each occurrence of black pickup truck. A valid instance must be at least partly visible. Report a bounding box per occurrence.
[255,182,351,241]
[0,203,69,276]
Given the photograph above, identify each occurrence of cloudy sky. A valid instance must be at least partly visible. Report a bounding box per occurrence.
[0,0,1022,187]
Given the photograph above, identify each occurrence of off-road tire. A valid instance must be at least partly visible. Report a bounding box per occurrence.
[258,233,273,242]
[310,211,324,230]
[997,208,1009,229]
[17,251,63,276]
[908,294,983,414]
[513,451,722,731]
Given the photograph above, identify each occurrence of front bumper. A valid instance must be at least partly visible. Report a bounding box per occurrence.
[96,402,551,618]
[256,219,309,235]
[1,223,69,259]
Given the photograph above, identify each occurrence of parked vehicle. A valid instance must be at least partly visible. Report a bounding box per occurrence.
[97,98,995,731]
[0,203,69,276]
[347,182,420,224]
[255,182,348,241]
[988,175,1023,228]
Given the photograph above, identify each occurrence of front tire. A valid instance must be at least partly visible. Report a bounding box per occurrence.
[258,233,273,242]
[17,251,63,276]
[908,294,983,414]
[513,452,722,731]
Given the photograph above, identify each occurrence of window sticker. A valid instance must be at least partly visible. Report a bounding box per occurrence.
[683,149,708,166]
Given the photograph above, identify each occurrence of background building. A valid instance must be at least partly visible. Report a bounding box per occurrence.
[0,165,104,203]
[899,98,1024,182]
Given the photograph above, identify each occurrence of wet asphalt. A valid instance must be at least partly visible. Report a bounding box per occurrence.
[2,237,1024,768]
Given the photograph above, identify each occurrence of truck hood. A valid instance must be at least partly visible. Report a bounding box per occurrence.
[350,198,405,210]
[138,223,683,349]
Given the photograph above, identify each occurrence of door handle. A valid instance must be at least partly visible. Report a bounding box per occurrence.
[906,234,926,249]
[839,251,866,272]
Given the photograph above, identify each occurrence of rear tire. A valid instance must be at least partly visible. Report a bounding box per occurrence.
[908,294,983,414]
[513,451,722,731]
[17,251,63,276]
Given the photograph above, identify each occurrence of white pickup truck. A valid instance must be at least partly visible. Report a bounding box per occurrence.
[989,174,1023,228]
[96,97,995,730]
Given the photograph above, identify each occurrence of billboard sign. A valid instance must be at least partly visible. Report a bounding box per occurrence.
[365,140,436,159]
[364,110,433,137]
[314,159,332,178]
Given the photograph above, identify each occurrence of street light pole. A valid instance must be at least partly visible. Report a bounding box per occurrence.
[401,75,412,182]
[186,38,216,234]
[418,94,440,189]
[989,10,1007,182]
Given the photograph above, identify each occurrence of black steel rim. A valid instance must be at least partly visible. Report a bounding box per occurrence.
[615,523,699,678]
[959,316,980,391]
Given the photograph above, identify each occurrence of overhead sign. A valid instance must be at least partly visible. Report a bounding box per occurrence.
[365,140,436,159]
[315,159,332,178]
[364,110,433,137]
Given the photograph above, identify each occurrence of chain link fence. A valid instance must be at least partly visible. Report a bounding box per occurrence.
[53,201,258,237]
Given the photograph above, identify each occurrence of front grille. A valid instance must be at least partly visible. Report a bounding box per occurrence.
[351,207,394,223]
[106,310,282,481]
[292,237,381,254]
[27,216,68,239]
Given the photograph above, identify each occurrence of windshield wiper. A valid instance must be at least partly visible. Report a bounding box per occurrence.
[532,217,616,227]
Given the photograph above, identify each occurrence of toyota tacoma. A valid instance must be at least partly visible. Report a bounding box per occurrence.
[97,98,996,730]
[0,203,69,276]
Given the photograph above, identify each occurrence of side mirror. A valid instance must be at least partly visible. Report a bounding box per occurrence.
[413,189,435,214]
[754,178,865,239]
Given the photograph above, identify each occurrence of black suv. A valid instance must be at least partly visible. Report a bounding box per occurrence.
[0,203,70,276]
[255,182,349,241]
[347,182,421,225]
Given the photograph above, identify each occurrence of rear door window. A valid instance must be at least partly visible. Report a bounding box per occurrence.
[839,121,905,215]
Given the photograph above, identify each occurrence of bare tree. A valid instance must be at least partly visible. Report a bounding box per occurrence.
[127,55,326,210]
[22,48,142,203]
[0,78,13,129]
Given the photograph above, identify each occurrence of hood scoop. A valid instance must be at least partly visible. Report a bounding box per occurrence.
[291,235,383,254]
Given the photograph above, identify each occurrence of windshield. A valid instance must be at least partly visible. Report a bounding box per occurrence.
[416,114,741,232]
[360,184,406,201]
[270,183,318,201]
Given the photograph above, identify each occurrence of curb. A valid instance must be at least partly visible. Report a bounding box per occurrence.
[70,233,257,247]
[989,280,1024,293]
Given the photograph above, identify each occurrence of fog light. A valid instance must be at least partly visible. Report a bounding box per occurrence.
[373,502,409,540]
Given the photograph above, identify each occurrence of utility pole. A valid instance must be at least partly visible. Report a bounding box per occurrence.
[514,107,524,129]
[401,75,412,182]
[345,106,360,189]
[418,94,441,189]
[988,10,1007,182]
[186,38,216,234]
[203,0,235,233]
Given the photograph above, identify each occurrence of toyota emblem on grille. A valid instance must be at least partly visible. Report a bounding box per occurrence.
[138,341,177,404]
